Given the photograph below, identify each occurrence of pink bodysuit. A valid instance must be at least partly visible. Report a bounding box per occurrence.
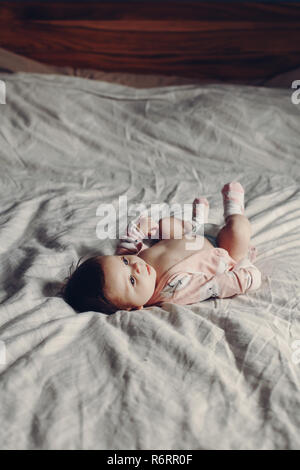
[115,215,262,306]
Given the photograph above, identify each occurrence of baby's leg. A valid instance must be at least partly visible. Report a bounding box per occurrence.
[217,181,252,262]
[217,214,252,262]
[158,217,188,239]
[158,198,209,240]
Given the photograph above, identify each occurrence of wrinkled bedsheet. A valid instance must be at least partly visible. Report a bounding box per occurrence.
[0,73,299,449]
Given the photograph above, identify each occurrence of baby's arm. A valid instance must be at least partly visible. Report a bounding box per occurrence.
[158,217,192,240]
[116,215,195,255]
[210,259,262,299]
[134,215,190,241]
[136,217,159,238]
[159,258,262,305]
[115,216,159,255]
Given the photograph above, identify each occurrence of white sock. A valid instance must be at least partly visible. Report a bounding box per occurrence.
[221,182,245,222]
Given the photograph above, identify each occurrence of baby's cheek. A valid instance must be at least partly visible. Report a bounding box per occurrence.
[147,278,156,298]
[139,280,152,299]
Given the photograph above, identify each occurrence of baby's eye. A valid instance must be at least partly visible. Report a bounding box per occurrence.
[122,257,129,265]
[130,275,135,286]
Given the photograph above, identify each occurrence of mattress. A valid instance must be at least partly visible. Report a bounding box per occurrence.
[0,71,299,449]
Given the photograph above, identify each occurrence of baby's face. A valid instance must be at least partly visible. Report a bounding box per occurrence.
[101,255,157,311]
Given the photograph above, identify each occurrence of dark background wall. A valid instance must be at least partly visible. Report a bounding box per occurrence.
[1,1,300,82]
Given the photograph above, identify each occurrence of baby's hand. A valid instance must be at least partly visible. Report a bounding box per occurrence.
[136,216,158,238]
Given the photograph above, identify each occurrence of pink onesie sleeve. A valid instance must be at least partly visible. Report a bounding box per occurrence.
[208,262,262,299]
[157,257,262,305]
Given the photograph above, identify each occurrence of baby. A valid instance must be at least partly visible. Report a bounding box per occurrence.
[63,182,262,314]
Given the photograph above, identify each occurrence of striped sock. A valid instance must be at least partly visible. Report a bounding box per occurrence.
[221,182,245,222]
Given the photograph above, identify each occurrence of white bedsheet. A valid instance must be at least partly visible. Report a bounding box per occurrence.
[0,73,299,449]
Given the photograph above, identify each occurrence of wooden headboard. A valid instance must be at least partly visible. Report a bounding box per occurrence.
[1,1,300,83]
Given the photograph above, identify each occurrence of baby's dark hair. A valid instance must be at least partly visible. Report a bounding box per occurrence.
[62,256,118,314]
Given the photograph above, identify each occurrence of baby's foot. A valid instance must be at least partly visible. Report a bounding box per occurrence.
[221,181,245,222]
[192,197,209,225]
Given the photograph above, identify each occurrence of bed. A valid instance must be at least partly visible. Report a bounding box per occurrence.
[0,2,300,451]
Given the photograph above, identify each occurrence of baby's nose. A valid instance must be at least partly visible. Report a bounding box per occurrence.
[133,262,141,274]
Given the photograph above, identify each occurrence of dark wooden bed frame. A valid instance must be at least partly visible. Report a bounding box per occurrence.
[1,1,300,83]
